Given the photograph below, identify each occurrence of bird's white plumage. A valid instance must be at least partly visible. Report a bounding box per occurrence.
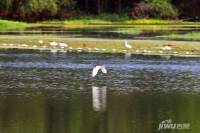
[161,46,172,50]
[124,40,132,49]
[38,40,43,44]
[92,65,107,77]
[101,66,107,74]
[50,42,58,46]
[92,66,101,77]
[59,43,68,47]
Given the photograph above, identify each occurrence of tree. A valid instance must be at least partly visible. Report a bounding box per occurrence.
[147,0,178,18]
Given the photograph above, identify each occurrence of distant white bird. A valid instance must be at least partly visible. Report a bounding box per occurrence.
[59,42,68,48]
[92,65,107,77]
[21,44,28,47]
[49,42,58,47]
[38,40,43,44]
[124,40,132,49]
[77,48,83,50]
[161,46,172,51]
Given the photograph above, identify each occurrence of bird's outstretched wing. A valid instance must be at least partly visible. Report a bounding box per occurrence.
[101,66,107,74]
[92,66,102,77]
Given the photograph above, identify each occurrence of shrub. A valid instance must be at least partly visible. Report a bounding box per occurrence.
[131,0,178,19]
[147,0,178,19]
[130,2,151,19]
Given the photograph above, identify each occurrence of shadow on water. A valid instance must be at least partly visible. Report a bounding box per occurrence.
[0,50,200,133]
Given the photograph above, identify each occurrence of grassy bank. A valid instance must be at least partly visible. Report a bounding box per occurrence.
[37,17,200,26]
[159,32,200,41]
[0,18,200,57]
[0,20,27,31]
[0,36,200,57]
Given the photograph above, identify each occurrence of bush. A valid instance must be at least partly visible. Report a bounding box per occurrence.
[131,0,178,19]
[0,0,76,21]
[147,0,178,19]
[130,2,151,19]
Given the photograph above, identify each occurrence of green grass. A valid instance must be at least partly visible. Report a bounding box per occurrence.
[37,17,200,26]
[158,32,200,41]
[64,18,200,25]
[0,20,27,31]
[0,18,200,57]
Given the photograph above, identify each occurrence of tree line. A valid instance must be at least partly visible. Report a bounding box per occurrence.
[0,0,200,22]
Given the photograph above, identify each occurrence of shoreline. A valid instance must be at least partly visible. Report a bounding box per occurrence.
[0,38,200,58]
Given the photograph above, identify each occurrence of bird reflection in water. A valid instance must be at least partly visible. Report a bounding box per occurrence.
[92,86,107,112]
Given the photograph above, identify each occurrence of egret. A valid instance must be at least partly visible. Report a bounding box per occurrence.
[49,42,58,47]
[186,51,190,54]
[92,65,107,77]
[21,44,28,47]
[59,42,68,48]
[124,40,132,49]
[38,40,43,44]
[161,46,172,51]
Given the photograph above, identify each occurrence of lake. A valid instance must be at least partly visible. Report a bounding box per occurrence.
[0,50,200,133]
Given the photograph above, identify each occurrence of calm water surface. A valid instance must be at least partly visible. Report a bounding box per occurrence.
[1,25,200,40]
[0,50,200,133]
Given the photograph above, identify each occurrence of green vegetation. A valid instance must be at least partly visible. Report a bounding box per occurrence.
[0,20,27,31]
[0,0,200,22]
[147,0,178,18]
[159,32,200,41]
[0,0,75,21]
[38,18,200,26]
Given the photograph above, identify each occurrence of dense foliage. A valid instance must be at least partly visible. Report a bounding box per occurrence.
[0,0,199,21]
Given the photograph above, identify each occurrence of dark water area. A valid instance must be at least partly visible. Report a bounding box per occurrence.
[0,50,200,133]
[1,25,200,40]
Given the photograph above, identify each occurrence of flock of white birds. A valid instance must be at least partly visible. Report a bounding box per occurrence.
[49,41,68,48]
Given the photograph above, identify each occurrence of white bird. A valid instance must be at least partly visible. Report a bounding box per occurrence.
[161,46,172,51]
[59,42,68,47]
[92,65,107,77]
[21,44,28,47]
[124,40,132,49]
[49,42,58,47]
[38,40,43,44]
